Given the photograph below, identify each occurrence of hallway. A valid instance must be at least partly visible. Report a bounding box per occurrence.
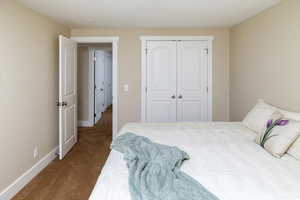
[13,107,113,200]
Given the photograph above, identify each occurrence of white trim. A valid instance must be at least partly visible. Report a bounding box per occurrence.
[71,36,119,43]
[140,36,214,41]
[78,120,93,127]
[71,36,119,138]
[0,147,58,200]
[112,40,118,138]
[140,36,213,122]
[141,39,147,122]
[207,39,213,121]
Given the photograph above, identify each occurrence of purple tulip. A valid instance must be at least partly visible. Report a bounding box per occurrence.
[276,119,289,126]
[266,119,273,128]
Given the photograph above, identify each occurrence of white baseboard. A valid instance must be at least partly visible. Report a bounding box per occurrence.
[78,120,93,127]
[0,146,58,200]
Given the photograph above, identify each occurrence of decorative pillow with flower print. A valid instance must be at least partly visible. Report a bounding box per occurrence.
[255,111,300,158]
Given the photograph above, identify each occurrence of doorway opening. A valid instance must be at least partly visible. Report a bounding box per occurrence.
[77,43,113,129]
[73,36,118,138]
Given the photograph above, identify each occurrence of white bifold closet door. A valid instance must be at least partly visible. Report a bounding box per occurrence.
[146,40,209,123]
[177,41,209,121]
[146,41,177,122]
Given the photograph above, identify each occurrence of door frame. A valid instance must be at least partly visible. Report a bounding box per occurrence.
[71,36,119,138]
[140,36,214,122]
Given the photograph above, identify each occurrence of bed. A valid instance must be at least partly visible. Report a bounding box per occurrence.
[89,122,300,200]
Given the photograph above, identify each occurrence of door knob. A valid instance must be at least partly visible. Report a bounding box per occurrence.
[56,101,68,107]
[178,95,183,99]
[171,95,176,99]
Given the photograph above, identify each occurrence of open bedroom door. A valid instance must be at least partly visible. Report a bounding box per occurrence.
[58,35,78,160]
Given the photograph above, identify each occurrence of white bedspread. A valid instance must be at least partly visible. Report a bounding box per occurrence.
[89,122,300,200]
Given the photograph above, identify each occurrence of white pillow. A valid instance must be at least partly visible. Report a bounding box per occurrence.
[254,100,300,159]
[255,111,300,158]
[288,137,300,160]
[243,99,300,159]
[276,107,300,160]
[277,109,300,121]
[242,99,276,133]
[262,101,300,121]
[275,107,300,159]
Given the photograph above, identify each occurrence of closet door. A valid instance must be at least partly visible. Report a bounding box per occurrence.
[105,54,112,107]
[146,41,177,122]
[177,41,209,121]
[108,55,113,106]
[103,54,109,109]
[94,51,105,123]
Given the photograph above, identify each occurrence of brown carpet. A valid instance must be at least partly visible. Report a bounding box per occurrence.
[13,107,113,200]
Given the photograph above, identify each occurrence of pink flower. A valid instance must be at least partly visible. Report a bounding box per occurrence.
[276,120,289,126]
[267,119,273,128]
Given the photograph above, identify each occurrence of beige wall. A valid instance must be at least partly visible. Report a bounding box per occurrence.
[230,0,300,121]
[71,28,230,128]
[0,0,70,192]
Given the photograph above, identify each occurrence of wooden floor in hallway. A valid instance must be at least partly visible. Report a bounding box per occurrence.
[13,107,113,200]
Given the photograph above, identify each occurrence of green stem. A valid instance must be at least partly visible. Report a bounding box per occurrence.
[260,119,281,147]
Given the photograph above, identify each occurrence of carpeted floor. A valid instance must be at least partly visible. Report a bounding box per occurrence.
[12,107,113,200]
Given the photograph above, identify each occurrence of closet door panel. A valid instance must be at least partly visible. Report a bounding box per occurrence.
[146,41,177,122]
[177,101,202,121]
[177,41,209,121]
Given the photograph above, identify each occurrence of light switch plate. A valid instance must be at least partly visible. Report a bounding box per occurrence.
[124,84,129,92]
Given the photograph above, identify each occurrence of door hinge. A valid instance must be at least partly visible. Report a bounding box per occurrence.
[94,113,96,117]
[145,48,148,55]
[145,86,148,93]
[204,48,209,54]
[206,86,209,93]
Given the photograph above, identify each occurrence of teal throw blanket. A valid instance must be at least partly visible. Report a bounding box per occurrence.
[111,132,220,200]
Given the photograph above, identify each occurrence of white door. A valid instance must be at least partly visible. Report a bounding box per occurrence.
[109,56,113,106]
[59,35,77,160]
[105,54,112,108]
[177,41,209,121]
[146,41,177,122]
[94,51,105,123]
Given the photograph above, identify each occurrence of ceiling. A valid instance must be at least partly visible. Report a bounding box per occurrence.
[17,0,280,28]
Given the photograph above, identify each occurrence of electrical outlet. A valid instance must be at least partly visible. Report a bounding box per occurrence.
[33,147,39,159]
